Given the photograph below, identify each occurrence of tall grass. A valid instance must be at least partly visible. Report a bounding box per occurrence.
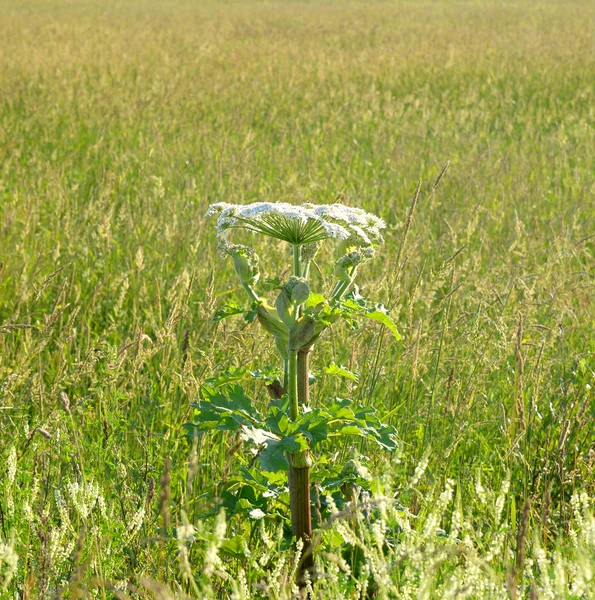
[1,0,594,597]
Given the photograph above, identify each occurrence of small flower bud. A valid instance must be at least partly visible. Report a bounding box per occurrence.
[301,242,321,263]
[232,252,259,286]
[334,251,362,281]
[339,448,370,501]
[334,261,351,282]
[217,241,260,286]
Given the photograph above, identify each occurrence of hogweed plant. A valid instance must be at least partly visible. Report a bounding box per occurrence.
[188,202,400,585]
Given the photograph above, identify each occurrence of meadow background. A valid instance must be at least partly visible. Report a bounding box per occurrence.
[1,0,594,597]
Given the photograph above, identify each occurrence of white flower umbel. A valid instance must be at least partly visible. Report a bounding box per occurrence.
[206,202,386,247]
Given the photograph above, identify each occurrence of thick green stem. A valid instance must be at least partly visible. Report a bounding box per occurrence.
[292,245,303,323]
[297,348,311,407]
[293,244,302,278]
[240,282,260,304]
[330,266,359,300]
[290,348,314,585]
[302,260,311,279]
[289,462,314,585]
[288,350,298,422]
[289,243,314,585]
[330,280,347,300]
[283,358,289,391]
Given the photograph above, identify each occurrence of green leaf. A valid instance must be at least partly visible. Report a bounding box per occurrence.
[245,300,261,323]
[251,366,284,384]
[262,276,282,290]
[320,473,371,492]
[290,410,329,446]
[331,404,356,420]
[337,425,363,436]
[372,426,399,451]
[241,426,279,446]
[266,409,290,436]
[328,294,401,340]
[184,385,262,435]
[305,293,326,308]
[259,435,307,472]
[364,307,401,340]
[240,466,286,489]
[325,362,358,381]
[204,366,250,387]
[220,384,258,416]
[213,301,245,323]
[321,398,399,451]
[220,536,248,558]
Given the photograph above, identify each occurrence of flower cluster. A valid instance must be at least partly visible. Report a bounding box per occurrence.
[217,241,260,286]
[334,248,375,281]
[206,202,386,247]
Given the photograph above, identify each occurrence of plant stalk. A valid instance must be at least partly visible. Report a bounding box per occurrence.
[287,243,315,585]
[240,281,260,304]
[330,265,358,300]
[283,358,289,391]
[297,348,310,406]
[289,348,314,586]
[289,458,314,585]
[293,244,302,278]
[288,350,298,422]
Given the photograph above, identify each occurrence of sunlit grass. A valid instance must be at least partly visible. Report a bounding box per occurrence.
[1,0,594,597]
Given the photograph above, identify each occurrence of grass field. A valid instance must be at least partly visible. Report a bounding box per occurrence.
[1,0,595,597]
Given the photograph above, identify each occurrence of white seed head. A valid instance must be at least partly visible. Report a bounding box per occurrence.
[206,201,386,247]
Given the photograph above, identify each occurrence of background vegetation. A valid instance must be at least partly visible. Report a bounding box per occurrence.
[1,0,594,597]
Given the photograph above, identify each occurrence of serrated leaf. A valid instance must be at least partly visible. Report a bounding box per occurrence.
[290,410,329,446]
[342,298,364,311]
[240,426,279,446]
[375,428,398,451]
[184,385,262,435]
[321,398,399,451]
[235,498,255,512]
[259,435,307,472]
[205,366,250,387]
[213,301,245,323]
[325,362,358,381]
[244,301,260,323]
[266,410,290,436]
[251,366,284,384]
[331,406,356,420]
[262,276,282,290]
[337,425,363,436]
[305,293,326,308]
[320,473,371,492]
[365,308,401,340]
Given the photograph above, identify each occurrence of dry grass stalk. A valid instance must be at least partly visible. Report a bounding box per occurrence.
[515,498,531,576]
